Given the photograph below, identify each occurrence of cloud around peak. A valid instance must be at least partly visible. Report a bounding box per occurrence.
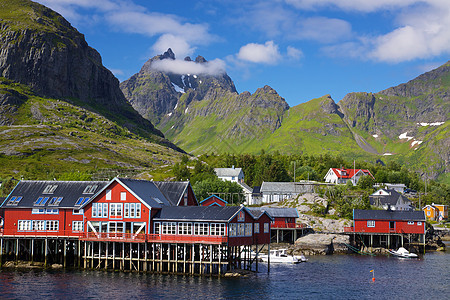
[151,58,226,76]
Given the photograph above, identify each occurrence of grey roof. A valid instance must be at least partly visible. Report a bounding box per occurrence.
[114,178,171,208]
[214,168,243,177]
[247,207,299,218]
[1,180,108,209]
[369,189,411,206]
[153,206,242,222]
[353,209,425,221]
[261,182,300,193]
[238,182,252,192]
[154,181,193,206]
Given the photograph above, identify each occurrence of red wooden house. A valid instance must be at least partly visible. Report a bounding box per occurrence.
[0,180,108,237]
[199,195,228,207]
[351,209,425,234]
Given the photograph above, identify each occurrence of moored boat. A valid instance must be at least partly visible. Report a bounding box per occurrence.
[388,247,418,258]
[260,249,307,264]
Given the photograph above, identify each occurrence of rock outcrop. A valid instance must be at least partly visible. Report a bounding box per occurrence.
[293,233,350,255]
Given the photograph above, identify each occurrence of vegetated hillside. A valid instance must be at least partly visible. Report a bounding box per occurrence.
[0,0,181,148]
[121,52,449,181]
[0,78,182,180]
[339,61,450,181]
[0,0,185,180]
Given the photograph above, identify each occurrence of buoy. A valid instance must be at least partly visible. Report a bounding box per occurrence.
[372,277,375,282]
[370,269,375,282]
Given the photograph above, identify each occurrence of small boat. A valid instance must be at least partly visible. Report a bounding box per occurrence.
[388,247,418,258]
[260,249,306,264]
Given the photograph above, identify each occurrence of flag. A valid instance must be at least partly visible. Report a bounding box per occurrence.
[370,270,374,272]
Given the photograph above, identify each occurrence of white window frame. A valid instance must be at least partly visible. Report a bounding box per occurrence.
[194,223,209,235]
[120,192,126,201]
[407,221,414,225]
[106,189,112,200]
[178,222,192,235]
[254,223,260,234]
[46,220,59,231]
[367,220,375,228]
[18,220,32,231]
[109,203,123,218]
[417,222,422,226]
[154,222,160,234]
[72,221,84,232]
[229,223,237,237]
[245,223,252,236]
[264,223,269,233]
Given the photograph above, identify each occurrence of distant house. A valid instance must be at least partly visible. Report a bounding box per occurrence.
[238,182,254,205]
[423,204,448,221]
[351,209,426,235]
[260,182,315,203]
[374,183,406,194]
[214,167,244,184]
[370,189,413,211]
[248,207,299,228]
[200,195,228,207]
[324,168,374,186]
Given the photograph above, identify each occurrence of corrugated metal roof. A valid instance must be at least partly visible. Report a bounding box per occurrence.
[214,168,243,177]
[154,181,189,206]
[353,209,425,221]
[153,206,241,222]
[247,207,299,218]
[116,178,171,208]
[369,189,411,206]
[1,180,108,209]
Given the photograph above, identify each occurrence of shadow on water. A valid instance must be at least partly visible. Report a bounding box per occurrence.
[0,250,449,299]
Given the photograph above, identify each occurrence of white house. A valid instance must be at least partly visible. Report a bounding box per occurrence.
[214,167,244,184]
[369,188,413,211]
[324,168,374,186]
[260,182,315,204]
[373,183,406,193]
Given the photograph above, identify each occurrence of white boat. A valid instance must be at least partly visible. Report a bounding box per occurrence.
[388,247,418,258]
[260,249,306,264]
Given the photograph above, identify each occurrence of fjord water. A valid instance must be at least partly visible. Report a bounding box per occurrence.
[0,247,448,299]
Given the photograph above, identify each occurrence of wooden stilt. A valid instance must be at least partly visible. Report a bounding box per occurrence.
[44,239,48,267]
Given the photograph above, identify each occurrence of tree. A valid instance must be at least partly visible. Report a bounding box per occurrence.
[192,178,244,205]
[357,175,375,190]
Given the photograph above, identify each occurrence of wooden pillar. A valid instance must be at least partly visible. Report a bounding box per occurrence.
[137,243,140,272]
[129,243,132,271]
[31,239,34,263]
[267,243,270,273]
[121,242,125,271]
[63,239,67,268]
[152,243,155,272]
[105,242,109,270]
[44,238,48,267]
[370,234,373,253]
[83,241,87,269]
[144,242,148,272]
[276,230,279,243]
[388,234,390,249]
[191,244,194,274]
[183,243,186,274]
[15,238,19,263]
[113,242,116,270]
[0,238,3,266]
[77,240,81,268]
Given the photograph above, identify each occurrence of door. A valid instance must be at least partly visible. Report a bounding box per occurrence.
[389,221,395,232]
[108,221,124,238]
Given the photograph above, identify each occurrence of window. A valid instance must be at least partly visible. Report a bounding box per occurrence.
[121,192,126,201]
[124,203,129,217]
[427,211,431,216]
[72,221,84,231]
[194,223,209,235]
[264,223,269,233]
[229,224,237,237]
[407,221,414,225]
[162,222,177,235]
[417,222,422,226]
[48,197,63,206]
[238,223,245,236]
[130,203,135,217]
[33,220,46,231]
[73,209,83,215]
[7,196,23,206]
[47,220,59,231]
[367,220,375,227]
[75,197,84,206]
[34,197,50,206]
[45,209,59,214]
[83,185,98,194]
[238,211,245,222]
[178,222,192,235]
[210,223,225,236]
[136,203,141,218]
[245,223,252,236]
[254,223,260,233]
[106,189,112,200]
[18,220,32,231]
[43,185,58,194]
[154,222,160,234]
[110,203,123,218]
[41,197,50,206]
[92,203,108,218]
[32,208,45,214]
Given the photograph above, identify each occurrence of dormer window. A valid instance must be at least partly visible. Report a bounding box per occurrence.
[43,185,58,194]
[7,196,23,206]
[83,185,98,194]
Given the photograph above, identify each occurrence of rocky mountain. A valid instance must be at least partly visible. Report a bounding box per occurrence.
[0,0,184,180]
[122,50,449,180]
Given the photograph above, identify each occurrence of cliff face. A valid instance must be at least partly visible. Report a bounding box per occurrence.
[0,0,169,143]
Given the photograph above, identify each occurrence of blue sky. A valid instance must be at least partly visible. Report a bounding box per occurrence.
[36,0,449,107]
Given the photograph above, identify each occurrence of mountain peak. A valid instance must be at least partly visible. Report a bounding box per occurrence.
[161,48,175,60]
[195,55,207,63]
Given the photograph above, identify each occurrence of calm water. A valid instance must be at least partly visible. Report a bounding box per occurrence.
[0,246,448,299]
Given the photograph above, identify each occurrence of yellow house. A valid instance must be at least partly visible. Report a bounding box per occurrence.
[423,204,448,221]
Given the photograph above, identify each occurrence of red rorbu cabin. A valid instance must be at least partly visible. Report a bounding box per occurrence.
[0,180,107,237]
[352,209,426,234]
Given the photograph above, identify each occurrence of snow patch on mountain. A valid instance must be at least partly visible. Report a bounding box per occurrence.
[171,83,185,93]
[417,122,445,126]
[399,132,413,141]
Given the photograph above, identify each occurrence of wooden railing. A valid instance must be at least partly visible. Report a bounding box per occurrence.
[344,227,354,232]
[272,223,306,229]
[81,232,228,244]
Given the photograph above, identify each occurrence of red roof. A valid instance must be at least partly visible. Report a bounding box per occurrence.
[331,168,374,179]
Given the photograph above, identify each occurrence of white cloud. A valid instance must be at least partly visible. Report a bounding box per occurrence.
[287,46,303,60]
[285,0,420,12]
[237,41,282,64]
[152,34,195,59]
[151,59,226,76]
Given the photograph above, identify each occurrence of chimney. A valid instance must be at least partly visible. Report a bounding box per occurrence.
[232,165,235,169]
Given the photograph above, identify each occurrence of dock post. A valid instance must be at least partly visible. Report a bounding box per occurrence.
[15,238,19,263]
[218,245,221,276]
[63,239,67,268]
[44,238,48,267]
[31,239,34,263]
[267,243,270,273]
[183,243,186,274]
[0,238,3,266]
[112,242,116,270]
[144,242,148,272]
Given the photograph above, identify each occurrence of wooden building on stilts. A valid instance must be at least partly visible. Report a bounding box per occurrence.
[0,178,272,275]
